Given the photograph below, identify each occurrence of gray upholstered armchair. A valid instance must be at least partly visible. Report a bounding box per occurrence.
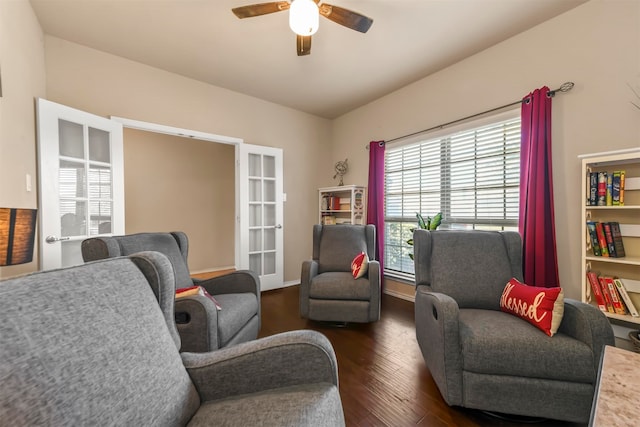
[300,224,380,323]
[0,251,344,426]
[413,229,614,423]
[82,232,260,352]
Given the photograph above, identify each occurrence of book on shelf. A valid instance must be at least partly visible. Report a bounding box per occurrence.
[609,221,626,257]
[613,278,639,317]
[602,222,617,257]
[598,276,615,313]
[606,174,613,206]
[586,221,601,256]
[597,172,607,206]
[594,222,609,257]
[604,276,627,315]
[611,171,621,205]
[586,271,607,312]
[322,215,336,225]
[620,171,626,205]
[588,172,598,206]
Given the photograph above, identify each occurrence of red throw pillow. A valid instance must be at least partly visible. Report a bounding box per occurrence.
[500,278,564,337]
[351,252,369,279]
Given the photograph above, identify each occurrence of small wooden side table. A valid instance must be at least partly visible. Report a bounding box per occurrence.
[590,345,640,426]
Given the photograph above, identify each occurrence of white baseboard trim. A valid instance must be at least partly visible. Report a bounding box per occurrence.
[383,288,415,303]
[282,280,299,288]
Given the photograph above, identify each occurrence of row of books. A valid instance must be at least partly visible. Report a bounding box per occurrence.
[586,170,626,206]
[586,221,626,257]
[320,195,350,211]
[586,272,639,317]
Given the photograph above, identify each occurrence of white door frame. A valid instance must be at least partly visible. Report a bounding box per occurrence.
[110,117,283,284]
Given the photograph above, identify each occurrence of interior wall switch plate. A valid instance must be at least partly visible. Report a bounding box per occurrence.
[26,174,32,192]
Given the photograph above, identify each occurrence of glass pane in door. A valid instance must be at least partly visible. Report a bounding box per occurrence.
[58,119,84,159]
[88,127,110,163]
[60,200,86,237]
[264,252,275,275]
[249,153,261,176]
[263,155,275,178]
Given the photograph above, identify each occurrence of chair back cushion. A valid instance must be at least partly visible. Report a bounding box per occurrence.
[314,225,374,273]
[0,255,200,425]
[82,232,194,289]
[414,230,523,310]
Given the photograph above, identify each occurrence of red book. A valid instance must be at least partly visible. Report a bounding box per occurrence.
[604,277,627,315]
[586,271,607,312]
[594,222,609,257]
[598,277,615,313]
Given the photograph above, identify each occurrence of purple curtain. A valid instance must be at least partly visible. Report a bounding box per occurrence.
[367,141,385,279]
[519,87,559,287]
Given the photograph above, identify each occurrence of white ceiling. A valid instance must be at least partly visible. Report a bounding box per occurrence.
[30,0,587,119]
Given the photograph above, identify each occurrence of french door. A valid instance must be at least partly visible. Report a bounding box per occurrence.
[36,99,124,270]
[238,144,284,291]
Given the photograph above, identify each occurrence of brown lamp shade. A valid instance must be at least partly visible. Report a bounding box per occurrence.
[0,208,38,266]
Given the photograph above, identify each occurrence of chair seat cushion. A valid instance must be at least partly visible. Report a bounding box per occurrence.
[215,293,259,346]
[188,383,343,426]
[310,272,371,301]
[459,309,595,383]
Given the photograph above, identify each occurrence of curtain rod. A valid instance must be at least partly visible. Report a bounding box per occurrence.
[367,82,574,148]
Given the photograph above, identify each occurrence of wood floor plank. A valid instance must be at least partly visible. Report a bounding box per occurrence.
[258,285,587,427]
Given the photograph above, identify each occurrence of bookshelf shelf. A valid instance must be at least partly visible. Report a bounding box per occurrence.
[318,185,366,225]
[580,149,640,332]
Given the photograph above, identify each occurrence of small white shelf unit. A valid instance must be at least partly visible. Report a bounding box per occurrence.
[318,185,366,226]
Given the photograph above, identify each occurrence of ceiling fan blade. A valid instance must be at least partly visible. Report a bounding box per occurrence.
[232,2,290,19]
[296,35,311,56]
[319,3,373,33]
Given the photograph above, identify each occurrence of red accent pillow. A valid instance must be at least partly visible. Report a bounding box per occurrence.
[351,252,369,279]
[500,278,564,337]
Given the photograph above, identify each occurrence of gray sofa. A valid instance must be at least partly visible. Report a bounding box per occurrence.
[0,251,345,426]
[413,229,614,423]
[82,232,260,352]
[300,224,380,323]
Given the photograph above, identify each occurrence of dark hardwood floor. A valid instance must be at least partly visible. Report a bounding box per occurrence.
[258,286,587,427]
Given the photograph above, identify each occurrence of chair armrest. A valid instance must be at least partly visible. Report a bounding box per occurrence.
[414,285,463,406]
[175,295,220,352]
[300,260,318,317]
[194,270,260,296]
[366,260,381,321]
[558,298,615,378]
[181,330,339,402]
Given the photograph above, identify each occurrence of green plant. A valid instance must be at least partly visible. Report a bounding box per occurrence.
[407,212,442,260]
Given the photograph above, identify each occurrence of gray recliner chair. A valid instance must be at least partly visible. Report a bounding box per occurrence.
[413,229,614,423]
[82,231,260,352]
[300,224,380,323]
[0,251,344,426]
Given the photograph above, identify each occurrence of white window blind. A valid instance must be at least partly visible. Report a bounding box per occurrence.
[384,115,521,278]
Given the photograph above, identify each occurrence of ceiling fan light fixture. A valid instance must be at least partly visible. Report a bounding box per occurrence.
[289,0,319,36]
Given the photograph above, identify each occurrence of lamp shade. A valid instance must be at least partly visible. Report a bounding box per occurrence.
[0,208,37,266]
[289,0,319,36]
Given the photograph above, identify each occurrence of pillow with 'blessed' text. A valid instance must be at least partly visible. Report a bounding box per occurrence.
[500,278,564,337]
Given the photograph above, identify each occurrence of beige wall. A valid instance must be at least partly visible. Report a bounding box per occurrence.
[123,128,235,272]
[43,36,332,282]
[0,0,46,279]
[332,0,640,300]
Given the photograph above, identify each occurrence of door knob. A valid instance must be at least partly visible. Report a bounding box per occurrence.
[45,235,71,244]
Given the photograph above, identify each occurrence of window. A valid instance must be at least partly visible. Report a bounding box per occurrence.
[384,113,521,279]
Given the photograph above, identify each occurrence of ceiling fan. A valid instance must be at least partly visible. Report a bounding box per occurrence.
[232,0,373,56]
